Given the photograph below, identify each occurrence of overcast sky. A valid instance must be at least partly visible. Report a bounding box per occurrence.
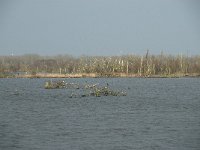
[0,0,199,56]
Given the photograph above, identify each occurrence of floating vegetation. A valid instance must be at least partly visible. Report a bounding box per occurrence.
[44,80,96,89]
[44,80,127,98]
[44,80,66,89]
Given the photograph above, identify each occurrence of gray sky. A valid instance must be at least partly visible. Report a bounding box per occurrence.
[0,0,200,56]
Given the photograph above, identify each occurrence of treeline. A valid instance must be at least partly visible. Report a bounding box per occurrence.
[0,51,200,77]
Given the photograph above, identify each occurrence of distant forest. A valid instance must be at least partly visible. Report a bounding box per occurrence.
[0,51,200,77]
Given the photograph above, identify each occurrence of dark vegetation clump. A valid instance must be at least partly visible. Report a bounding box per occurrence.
[44,80,127,98]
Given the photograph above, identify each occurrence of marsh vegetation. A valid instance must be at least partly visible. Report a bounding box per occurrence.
[44,80,127,97]
[0,51,200,78]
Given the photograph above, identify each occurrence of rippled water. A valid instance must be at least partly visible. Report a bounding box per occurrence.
[0,78,200,150]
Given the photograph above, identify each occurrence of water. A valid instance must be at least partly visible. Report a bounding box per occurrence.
[0,78,200,150]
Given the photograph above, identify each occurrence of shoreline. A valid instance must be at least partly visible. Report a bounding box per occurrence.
[1,73,200,78]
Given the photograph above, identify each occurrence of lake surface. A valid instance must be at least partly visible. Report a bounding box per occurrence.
[0,78,200,150]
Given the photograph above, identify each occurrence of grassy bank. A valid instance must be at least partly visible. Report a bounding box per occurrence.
[8,72,200,78]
